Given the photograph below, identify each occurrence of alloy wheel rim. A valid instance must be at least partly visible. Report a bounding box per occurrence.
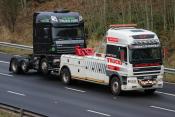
[41,62,47,71]
[22,62,27,71]
[112,81,119,93]
[63,73,69,83]
[12,62,17,72]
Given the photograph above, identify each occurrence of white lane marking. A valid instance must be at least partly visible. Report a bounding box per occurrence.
[65,87,86,93]
[156,91,175,97]
[87,110,111,117]
[150,106,175,113]
[164,82,175,85]
[7,91,26,96]
[0,73,13,77]
[0,60,9,64]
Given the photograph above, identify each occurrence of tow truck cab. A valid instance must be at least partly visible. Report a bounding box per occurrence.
[104,24,163,92]
[58,24,164,95]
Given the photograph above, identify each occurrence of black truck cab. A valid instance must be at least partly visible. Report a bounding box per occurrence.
[33,9,86,58]
[9,10,86,75]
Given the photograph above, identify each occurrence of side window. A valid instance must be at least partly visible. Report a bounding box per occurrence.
[37,25,51,41]
[106,45,127,62]
[106,45,120,58]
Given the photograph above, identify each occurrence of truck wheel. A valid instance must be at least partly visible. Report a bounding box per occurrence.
[11,59,20,74]
[21,60,29,73]
[61,68,71,85]
[144,89,156,95]
[40,58,50,75]
[110,77,121,96]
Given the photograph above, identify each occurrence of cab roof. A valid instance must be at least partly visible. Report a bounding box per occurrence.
[106,25,159,46]
[34,10,81,23]
[108,28,155,37]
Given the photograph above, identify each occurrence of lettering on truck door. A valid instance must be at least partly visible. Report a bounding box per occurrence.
[106,45,128,77]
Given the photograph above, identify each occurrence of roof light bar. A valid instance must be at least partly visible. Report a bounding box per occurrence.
[110,24,137,28]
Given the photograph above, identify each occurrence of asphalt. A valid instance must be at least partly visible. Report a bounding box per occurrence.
[0,53,175,117]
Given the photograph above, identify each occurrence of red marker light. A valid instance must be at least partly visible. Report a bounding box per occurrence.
[110,24,137,28]
[106,37,119,43]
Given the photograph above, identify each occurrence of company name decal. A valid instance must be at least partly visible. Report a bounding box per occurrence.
[107,65,120,71]
[107,57,122,65]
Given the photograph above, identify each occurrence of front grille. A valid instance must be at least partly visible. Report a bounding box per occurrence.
[133,66,161,75]
[56,44,84,54]
[56,48,75,54]
[133,67,161,72]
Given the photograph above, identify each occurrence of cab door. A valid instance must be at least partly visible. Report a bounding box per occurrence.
[33,23,52,55]
[106,45,128,77]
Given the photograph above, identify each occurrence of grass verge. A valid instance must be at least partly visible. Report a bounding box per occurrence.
[164,73,175,83]
[0,109,19,117]
[0,47,32,56]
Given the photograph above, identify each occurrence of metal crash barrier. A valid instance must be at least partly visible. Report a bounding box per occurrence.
[0,103,48,117]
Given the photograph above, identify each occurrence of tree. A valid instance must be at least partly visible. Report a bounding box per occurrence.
[0,0,21,32]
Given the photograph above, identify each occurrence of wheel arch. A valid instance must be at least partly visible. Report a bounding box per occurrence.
[60,65,71,75]
[39,55,48,62]
[109,73,122,86]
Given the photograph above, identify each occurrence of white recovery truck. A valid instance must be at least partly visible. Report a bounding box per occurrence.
[59,24,164,96]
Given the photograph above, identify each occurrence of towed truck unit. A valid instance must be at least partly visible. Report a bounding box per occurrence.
[9,9,86,75]
[59,24,164,96]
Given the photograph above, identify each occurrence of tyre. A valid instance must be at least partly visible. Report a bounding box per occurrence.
[110,77,121,96]
[144,89,156,95]
[40,58,50,75]
[61,68,71,85]
[10,59,20,74]
[20,60,29,73]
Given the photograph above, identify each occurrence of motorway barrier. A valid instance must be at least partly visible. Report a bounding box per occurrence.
[0,103,48,117]
[164,68,175,74]
[0,42,33,50]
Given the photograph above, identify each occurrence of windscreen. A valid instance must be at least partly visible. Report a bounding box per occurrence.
[52,27,83,39]
[130,48,161,63]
